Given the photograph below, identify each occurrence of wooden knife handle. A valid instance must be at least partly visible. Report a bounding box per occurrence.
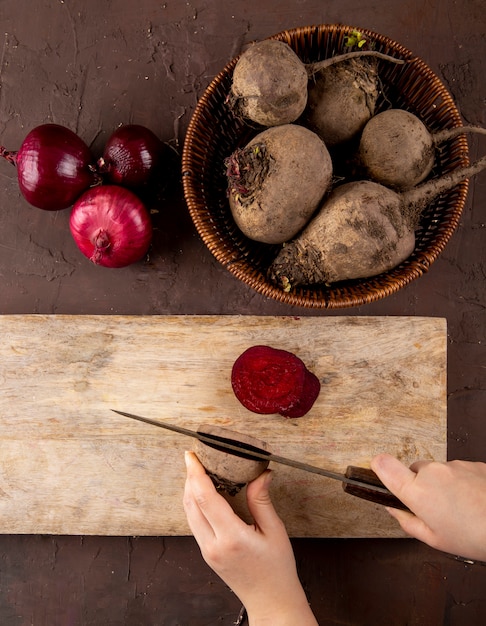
[343,466,410,511]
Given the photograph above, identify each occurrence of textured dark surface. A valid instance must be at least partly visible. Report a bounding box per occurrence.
[0,1,484,624]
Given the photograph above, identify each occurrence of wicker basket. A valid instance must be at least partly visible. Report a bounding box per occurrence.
[182,24,469,309]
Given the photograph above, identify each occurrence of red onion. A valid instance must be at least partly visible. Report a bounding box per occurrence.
[97,124,164,188]
[0,123,98,210]
[69,185,153,268]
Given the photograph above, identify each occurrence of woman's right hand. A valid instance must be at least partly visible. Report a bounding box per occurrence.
[372,454,486,561]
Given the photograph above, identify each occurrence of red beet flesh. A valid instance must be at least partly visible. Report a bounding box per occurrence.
[279,369,321,418]
[231,345,320,418]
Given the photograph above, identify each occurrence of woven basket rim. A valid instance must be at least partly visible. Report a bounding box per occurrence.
[182,23,469,309]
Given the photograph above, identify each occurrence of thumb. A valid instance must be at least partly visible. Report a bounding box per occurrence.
[371,453,417,507]
[245,470,284,533]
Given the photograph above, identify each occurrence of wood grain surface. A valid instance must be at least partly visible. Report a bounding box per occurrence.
[0,315,446,537]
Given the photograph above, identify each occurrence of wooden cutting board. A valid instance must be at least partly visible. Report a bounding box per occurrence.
[0,315,446,537]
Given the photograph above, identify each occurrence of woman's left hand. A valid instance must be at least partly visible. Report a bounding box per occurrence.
[183,451,318,625]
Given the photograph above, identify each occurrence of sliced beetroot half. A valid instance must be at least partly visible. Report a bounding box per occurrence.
[231,344,321,417]
[231,345,306,414]
[279,368,321,418]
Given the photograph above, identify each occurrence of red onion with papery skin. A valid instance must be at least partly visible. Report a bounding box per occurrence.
[69,185,153,268]
[97,124,164,188]
[0,123,98,210]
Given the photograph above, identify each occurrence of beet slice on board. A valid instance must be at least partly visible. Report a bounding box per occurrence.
[231,344,319,416]
[279,368,321,418]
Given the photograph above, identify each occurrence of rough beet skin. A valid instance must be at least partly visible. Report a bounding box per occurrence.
[231,345,320,418]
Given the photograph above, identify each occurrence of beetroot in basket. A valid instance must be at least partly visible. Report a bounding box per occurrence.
[182,24,470,309]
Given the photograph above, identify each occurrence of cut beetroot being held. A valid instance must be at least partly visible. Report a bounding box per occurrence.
[231,345,320,418]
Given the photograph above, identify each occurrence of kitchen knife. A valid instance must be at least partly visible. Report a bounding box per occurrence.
[112,409,409,511]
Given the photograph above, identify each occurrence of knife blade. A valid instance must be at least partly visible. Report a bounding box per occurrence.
[112,409,409,511]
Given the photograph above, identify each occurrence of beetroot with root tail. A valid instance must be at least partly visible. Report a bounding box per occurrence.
[359,109,486,190]
[269,153,486,289]
[228,38,405,130]
[231,345,320,418]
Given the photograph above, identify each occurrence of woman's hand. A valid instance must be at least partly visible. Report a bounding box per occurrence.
[183,451,318,626]
[371,454,486,561]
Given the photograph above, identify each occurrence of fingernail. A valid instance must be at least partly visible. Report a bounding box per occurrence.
[263,469,273,487]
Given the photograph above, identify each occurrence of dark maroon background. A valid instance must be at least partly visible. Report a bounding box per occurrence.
[0,1,484,624]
